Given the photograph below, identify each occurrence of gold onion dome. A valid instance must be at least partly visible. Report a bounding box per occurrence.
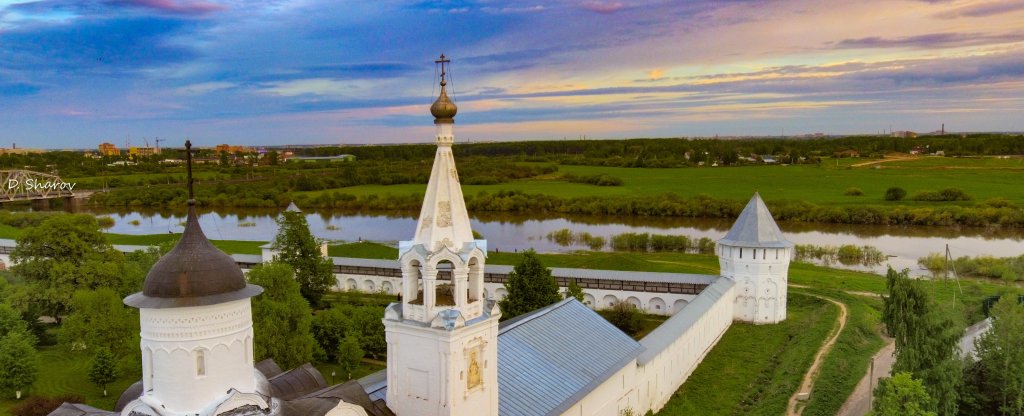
[430,80,457,123]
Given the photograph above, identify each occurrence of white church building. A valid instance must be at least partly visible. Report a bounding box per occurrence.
[49,56,793,416]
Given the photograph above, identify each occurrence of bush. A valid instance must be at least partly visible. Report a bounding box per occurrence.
[909,188,972,202]
[95,216,115,228]
[844,187,864,196]
[11,394,86,416]
[884,187,907,201]
[605,302,643,336]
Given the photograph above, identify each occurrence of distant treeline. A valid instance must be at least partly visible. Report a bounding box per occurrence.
[300,134,1024,168]
[88,159,557,207]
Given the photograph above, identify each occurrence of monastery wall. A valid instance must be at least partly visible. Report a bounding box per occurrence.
[633,276,736,414]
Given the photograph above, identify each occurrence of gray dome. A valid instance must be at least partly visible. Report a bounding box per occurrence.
[124,204,262,309]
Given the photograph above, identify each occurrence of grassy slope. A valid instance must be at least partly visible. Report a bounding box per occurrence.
[297,156,1024,207]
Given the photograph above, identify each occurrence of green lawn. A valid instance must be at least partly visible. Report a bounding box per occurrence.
[296,157,1024,208]
[0,344,141,414]
[656,293,839,415]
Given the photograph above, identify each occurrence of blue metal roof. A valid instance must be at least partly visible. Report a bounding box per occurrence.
[498,299,644,416]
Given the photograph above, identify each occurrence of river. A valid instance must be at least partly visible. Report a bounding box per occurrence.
[83,207,1024,277]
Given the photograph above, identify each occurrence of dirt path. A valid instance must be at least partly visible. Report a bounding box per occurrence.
[836,337,895,416]
[849,156,917,168]
[786,293,849,416]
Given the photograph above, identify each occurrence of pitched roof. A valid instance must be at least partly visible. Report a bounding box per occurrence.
[718,192,793,248]
[497,299,644,416]
[46,403,115,416]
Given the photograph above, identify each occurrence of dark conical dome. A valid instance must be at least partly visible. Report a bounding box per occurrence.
[124,204,262,309]
[430,80,457,123]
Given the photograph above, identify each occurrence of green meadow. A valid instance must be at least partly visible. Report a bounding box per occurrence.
[299,156,1024,207]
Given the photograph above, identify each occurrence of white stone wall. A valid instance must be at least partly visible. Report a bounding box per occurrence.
[633,278,736,414]
[138,299,256,414]
[718,244,791,324]
[334,274,697,316]
[558,362,639,416]
[384,313,500,416]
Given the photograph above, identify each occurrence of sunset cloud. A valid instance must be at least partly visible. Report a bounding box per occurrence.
[0,0,1021,147]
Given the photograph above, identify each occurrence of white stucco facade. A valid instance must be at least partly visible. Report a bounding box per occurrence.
[718,244,791,324]
[135,299,258,413]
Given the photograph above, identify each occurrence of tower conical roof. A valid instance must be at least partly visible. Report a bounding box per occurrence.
[718,193,792,248]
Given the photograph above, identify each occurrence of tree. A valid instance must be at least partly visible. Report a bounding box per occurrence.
[248,263,320,369]
[88,347,117,397]
[973,296,1024,415]
[311,308,352,362]
[869,372,937,416]
[0,329,38,399]
[59,289,139,358]
[498,249,561,320]
[564,280,585,303]
[271,208,335,306]
[10,214,129,322]
[882,268,962,415]
[336,334,363,379]
[351,307,386,360]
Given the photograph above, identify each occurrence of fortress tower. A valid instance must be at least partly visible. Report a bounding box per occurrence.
[383,55,500,416]
[122,141,267,415]
[717,193,793,324]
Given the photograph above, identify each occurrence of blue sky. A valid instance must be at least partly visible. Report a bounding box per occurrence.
[1,0,1022,148]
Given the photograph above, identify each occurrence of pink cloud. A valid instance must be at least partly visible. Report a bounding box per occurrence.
[580,1,624,14]
[109,0,225,16]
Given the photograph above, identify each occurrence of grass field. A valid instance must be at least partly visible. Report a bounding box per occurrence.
[297,156,1024,208]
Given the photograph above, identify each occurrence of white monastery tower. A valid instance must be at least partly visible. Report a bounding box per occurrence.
[717,193,793,324]
[123,141,267,416]
[383,55,501,416]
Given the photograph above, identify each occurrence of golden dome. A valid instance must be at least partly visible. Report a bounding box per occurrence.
[431,80,457,123]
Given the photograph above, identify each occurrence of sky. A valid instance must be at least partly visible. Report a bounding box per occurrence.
[1,0,1022,148]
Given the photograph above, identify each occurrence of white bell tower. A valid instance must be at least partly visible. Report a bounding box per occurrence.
[383,54,500,416]
[717,193,793,324]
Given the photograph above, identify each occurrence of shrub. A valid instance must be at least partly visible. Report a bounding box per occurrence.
[844,187,864,196]
[605,302,643,336]
[910,188,972,202]
[884,187,907,201]
[95,216,115,228]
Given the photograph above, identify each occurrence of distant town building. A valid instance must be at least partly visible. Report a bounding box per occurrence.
[128,147,158,157]
[215,144,254,153]
[98,142,120,156]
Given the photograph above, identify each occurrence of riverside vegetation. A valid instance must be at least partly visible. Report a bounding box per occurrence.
[21,134,1019,228]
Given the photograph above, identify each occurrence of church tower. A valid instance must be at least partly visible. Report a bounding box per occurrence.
[717,193,793,324]
[383,55,500,416]
[122,141,267,415]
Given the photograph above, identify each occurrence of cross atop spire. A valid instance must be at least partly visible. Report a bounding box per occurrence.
[435,53,450,85]
[185,139,195,204]
[430,53,457,125]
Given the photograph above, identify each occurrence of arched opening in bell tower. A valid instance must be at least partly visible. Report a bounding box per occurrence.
[435,260,455,306]
[468,257,482,303]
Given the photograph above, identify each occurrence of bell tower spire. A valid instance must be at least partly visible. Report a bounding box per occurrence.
[385,55,500,416]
